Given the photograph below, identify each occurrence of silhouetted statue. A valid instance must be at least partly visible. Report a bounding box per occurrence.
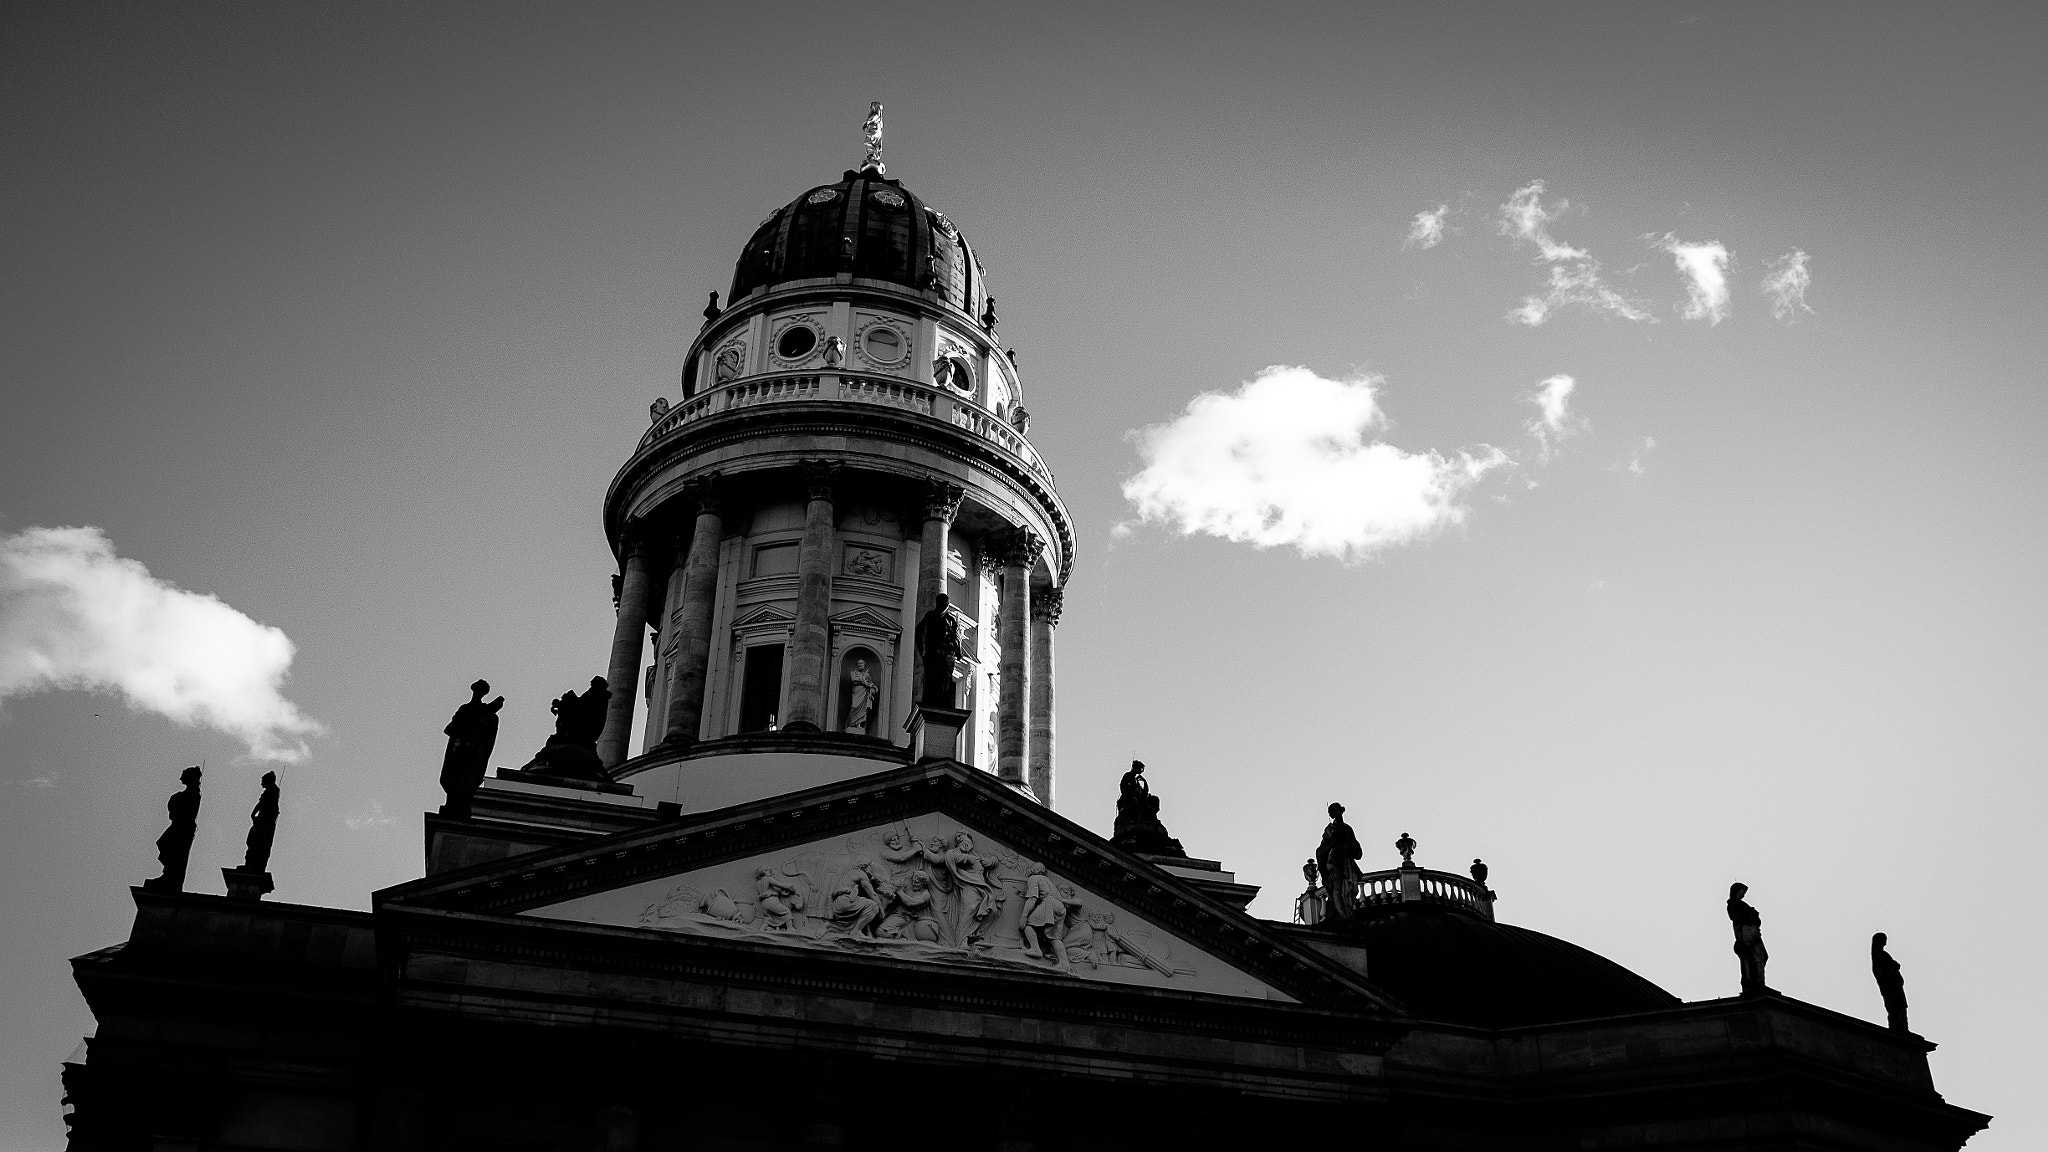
[915,593,964,707]
[1470,858,1489,886]
[141,766,202,893]
[1110,761,1186,857]
[981,296,999,331]
[440,679,505,818]
[1871,932,1910,1033]
[1395,831,1418,867]
[241,771,280,873]
[1727,882,1772,996]
[1296,858,1326,925]
[521,676,612,781]
[1316,803,1364,919]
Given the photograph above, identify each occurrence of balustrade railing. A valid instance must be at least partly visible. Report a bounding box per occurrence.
[1295,864,1495,926]
[636,372,1051,481]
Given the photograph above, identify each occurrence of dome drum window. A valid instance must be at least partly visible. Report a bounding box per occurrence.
[775,323,819,361]
[859,324,906,366]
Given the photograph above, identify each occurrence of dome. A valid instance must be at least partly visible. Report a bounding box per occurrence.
[727,168,991,319]
[1328,904,1681,1028]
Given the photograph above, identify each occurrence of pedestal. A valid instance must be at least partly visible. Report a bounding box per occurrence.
[222,867,274,902]
[908,704,971,763]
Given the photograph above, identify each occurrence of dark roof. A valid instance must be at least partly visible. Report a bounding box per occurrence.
[1304,903,1680,1028]
[728,169,990,319]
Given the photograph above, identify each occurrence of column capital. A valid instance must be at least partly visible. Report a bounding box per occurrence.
[617,520,658,560]
[921,478,964,524]
[681,472,724,517]
[994,526,1044,569]
[801,459,842,503]
[1030,585,1063,626]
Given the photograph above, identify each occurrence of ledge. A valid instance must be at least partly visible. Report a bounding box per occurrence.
[615,730,914,778]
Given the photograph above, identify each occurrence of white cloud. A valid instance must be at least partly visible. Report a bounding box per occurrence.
[0,527,323,762]
[1121,367,1509,563]
[1404,204,1449,250]
[1511,264,1657,326]
[1497,181,1590,262]
[1525,374,1586,460]
[1760,249,1813,322]
[1627,436,1657,475]
[1654,234,1732,323]
[344,797,395,831]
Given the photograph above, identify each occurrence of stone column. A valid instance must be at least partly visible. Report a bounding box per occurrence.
[660,476,723,746]
[1028,586,1060,805]
[994,528,1042,786]
[597,526,657,768]
[912,479,964,706]
[783,460,839,731]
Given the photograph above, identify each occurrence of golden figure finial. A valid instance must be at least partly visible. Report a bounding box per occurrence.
[862,101,885,174]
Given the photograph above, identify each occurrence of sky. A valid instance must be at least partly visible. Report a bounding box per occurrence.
[3,2,2044,1146]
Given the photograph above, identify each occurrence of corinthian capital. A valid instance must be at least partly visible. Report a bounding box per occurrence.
[922,478,965,524]
[993,527,1044,569]
[800,459,842,503]
[1030,586,1064,626]
[681,472,724,517]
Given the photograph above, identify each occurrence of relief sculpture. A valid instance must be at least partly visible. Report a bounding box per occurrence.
[630,817,1195,981]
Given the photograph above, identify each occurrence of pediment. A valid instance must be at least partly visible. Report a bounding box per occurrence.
[380,761,1397,1011]
[730,603,795,629]
[829,604,901,635]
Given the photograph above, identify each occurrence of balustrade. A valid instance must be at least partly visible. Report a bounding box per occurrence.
[1295,865,1495,925]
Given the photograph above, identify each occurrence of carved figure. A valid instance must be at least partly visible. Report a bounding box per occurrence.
[915,593,964,706]
[1110,761,1186,857]
[823,335,845,366]
[141,766,203,893]
[876,870,942,942]
[862,101,885,173]
[439,679,504,818]
[1316,803,1364,920]
[828,864,886,936]
[844,659,877,734]
[520,677,611,781]
[1871,932,1910,1033]
[714,345,744,384]
[1727,883,1771,996]
[942,832,1004,944]
[1395,831,1418,867]
[1079,908,1122,969]
[846,550,888,579]
[755,867,804,930]
[1019,863,1071,968]
[241,771,280,873]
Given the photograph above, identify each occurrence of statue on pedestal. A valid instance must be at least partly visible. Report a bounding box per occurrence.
[224,771,281,901]
[1110,761,1186,858]
[1727,882,1772,996]
[1316,803,1364,920]
[1296,858,1326,925]
[439,679,505,817]
[1871,932,1910,1033]
[844,659,877,734]
[914,593,963,708]
[140,766,202,893]
[521,676,612,781]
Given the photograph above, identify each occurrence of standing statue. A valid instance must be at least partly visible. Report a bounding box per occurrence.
[1395,831,1418,867]
[1316,803,1364,920]
[1727,882,1772,996]
[1110,760,1186,858]
[1871,932,1910,1033]
[520,676,612,781]
[140,766,203,893]
[1019,862,1071,968]
[844,659,877,734]
[241,771,280,873]
[439,679,505,818]
[914,593,964,707]
[861,100,885,173]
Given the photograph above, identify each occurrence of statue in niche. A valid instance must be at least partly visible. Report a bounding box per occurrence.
[914,593,964,707]
[1111,761,1187,858]
[1871,932,1910,1033]
[240,771,280,873]
[843,658,877,734]
[1316,803,1364,920]
[140,766,203,893]
[520,676,611,781]
[714,345,744,384]
[439,679,504,819]
[1395,831,1418,867]
[1727,882,1772,996]
[1019,862,1071,969]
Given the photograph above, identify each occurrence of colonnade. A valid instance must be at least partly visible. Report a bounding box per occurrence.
[593,465,1060,802]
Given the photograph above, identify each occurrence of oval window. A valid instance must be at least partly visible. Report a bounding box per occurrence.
[863,326,903,363]
[777,325,817,359]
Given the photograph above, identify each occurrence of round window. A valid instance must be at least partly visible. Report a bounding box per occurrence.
[871,187,906,210]
[862,326,904,364]
[777,325,817,360]
[806,188,839,205]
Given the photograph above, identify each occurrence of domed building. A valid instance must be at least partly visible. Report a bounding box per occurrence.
[60,122,1988,1151]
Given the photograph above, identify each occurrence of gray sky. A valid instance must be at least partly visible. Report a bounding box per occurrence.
[4,3,2044,1146]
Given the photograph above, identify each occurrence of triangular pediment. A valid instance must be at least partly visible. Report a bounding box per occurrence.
[828,604,901,634]
[730,603,795,629]
[379,761,1397,1011]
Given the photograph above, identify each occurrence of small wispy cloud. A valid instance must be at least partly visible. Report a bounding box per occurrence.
[1626,436,1657,476]
[1655,234,1732,324]
[9,771,60,790]
[0,527,324,762]
[344,797,395,831]
[1525,374,1587,461]
[1760,250,1813,322]
[1404,204,1450,250]
[1511,264,1657,326]
[1498,181,1590,262]
[1121,366,1509,564]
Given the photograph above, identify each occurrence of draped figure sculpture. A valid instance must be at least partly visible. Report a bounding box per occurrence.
[1316,803,1364,920]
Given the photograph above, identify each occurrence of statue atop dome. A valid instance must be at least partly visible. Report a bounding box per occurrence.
[862,101,885,174]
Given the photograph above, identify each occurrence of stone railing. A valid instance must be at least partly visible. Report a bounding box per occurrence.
[638,372,1050,481]
[1295,864,1495,925]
